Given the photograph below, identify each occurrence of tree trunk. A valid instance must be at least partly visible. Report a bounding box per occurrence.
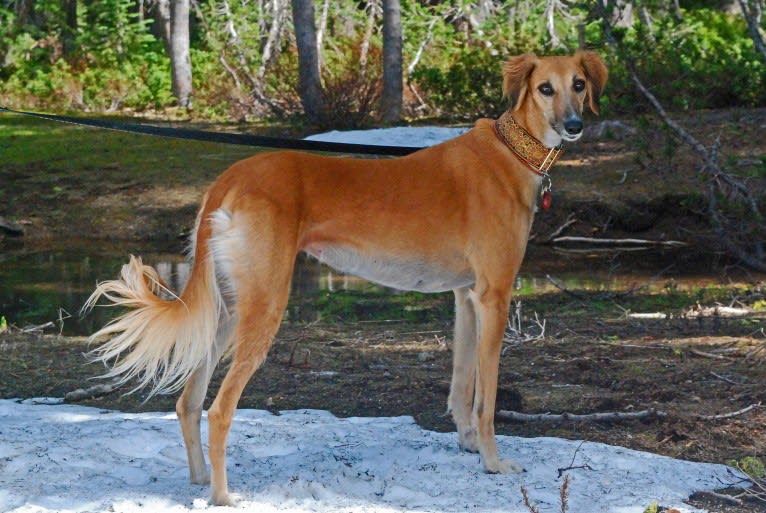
[290,0,325,124]
[152,0,172,55]
[380,0,402,123]
[62,0,77,56]
[170,0,193,108]
[14,0,35,26]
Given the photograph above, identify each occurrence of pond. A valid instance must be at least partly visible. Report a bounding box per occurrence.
[0,239,758,336]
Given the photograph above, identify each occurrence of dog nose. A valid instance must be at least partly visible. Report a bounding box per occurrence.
[564,118,583,135]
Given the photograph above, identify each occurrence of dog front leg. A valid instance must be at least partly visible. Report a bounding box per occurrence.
[473,287,524,474]
[448,286,479,452]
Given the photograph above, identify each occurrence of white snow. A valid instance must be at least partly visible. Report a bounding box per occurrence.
[0,399,744,513]
[304,126,469,148]
[0,126,746,512]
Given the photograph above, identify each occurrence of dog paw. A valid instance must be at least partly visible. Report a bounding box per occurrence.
[484,458,524,474]
[458,432,479,453]
[210,491,239,507]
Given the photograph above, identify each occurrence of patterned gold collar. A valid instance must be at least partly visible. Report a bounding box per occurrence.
[493,111,563,176]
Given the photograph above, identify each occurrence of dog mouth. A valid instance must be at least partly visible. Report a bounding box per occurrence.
[560,130,583,142]
[552,123,583,143]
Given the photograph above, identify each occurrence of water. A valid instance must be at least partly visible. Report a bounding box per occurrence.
[0,239,758,336]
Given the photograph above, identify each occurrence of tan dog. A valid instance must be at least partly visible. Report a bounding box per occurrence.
[85,51,607,506]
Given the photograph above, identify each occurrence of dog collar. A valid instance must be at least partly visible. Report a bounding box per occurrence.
[493,111,563,176]
[493,111,562,210]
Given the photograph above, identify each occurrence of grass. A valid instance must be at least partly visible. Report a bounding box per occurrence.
[1,113,258,187]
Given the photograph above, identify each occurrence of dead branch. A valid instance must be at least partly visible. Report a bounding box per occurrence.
[537,213,577,243]
[697,402,761,421]
[689,348,732,360]
[550,236,687,247]
[503,301,546,350]
[694,490,744,506]
[709,371,749,386]
[20,321,55,333]
[498,403,761,423]
[64,383,118,402]
[557,441,594,478]
[496,408,668,423]
[627,312,668,319]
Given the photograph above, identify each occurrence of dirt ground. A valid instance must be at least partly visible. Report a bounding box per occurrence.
[1,108,766,511]
[2,290,765,511]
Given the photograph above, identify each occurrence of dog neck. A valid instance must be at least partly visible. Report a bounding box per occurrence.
[493,111,563,177]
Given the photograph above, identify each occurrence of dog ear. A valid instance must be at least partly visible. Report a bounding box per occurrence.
[577,50,608,115]
[503,53,538,112]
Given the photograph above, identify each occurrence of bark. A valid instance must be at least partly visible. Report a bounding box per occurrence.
[152,0,172,56]
[14,0,35,26]
[381,0,402,123]
[359,0,380,76]
[290,0,325,124]
[169,0,193,108]
[62,0,77,56]
[315,0,330,69]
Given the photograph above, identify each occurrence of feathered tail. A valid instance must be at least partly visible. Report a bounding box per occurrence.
[83,250,224,397]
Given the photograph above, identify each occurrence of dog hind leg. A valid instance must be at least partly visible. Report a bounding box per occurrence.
[204,206,296,506]
[176,314,235,485]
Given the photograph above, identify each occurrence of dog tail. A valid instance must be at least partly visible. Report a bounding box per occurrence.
[83,214,225,398]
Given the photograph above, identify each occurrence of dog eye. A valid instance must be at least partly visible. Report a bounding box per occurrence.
[573,79,586,92]
[538,83,554,96]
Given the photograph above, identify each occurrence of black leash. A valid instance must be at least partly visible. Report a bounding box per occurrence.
[0,106,423,157]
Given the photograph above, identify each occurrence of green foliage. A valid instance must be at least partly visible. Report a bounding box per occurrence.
[604,8,766,114]
[729,456,766,478]
[0,0,172,112]
[413,46,507,120]
[0,1,764,119]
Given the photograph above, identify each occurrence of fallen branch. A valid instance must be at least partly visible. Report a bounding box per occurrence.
[537,212,577,244]
[20,321,55,333]
[498,404,762,424]
[550,236,687,247]
[64,383,118,402]
[496,408,668,423]
[689,348,732,360]
[710,371,749,386]
[627,312,668,319]
[694,490,743,506]
[697,402,761,421]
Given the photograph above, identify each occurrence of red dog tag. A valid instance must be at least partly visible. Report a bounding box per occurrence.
[542,190,552,210]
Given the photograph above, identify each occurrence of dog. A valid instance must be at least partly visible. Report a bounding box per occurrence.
[84,51,607,506]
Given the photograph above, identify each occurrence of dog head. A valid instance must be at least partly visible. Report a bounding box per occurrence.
[503,51,608,147]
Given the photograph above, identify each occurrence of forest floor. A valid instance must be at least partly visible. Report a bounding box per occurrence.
[1,108,766,511]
